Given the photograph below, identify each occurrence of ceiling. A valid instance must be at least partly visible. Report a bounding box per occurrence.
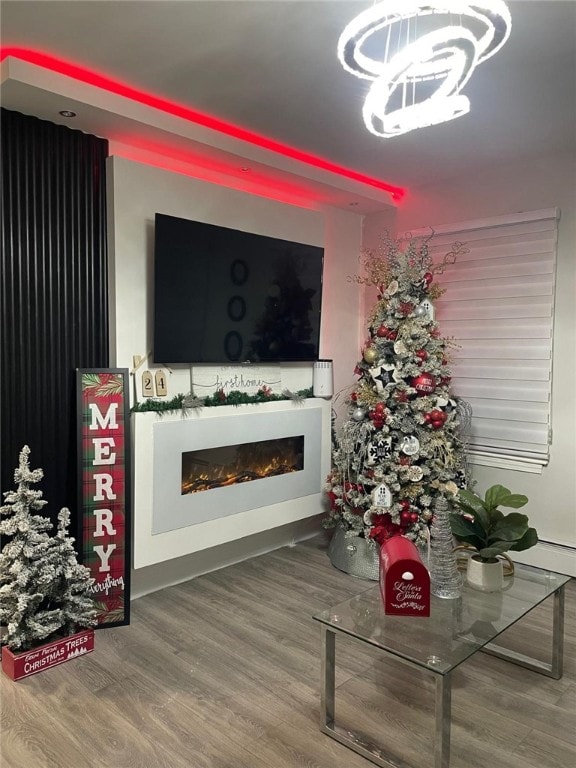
[1,1,575,201]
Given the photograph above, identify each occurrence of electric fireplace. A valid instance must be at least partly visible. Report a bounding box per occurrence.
[150,404,323,536]
[182,436,304,494]
[132,399,331,568]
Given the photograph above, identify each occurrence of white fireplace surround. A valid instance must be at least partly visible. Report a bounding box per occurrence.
[153,407,322,534]
[132,398,331,569]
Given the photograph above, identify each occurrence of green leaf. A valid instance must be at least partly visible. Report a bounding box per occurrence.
[478,541,512,559]
[509,527,539,552]
[452,532,484,550]
[499,494,529,509]
[490,509,505,524]
[455,492,490,531]
[454,498,482,517]
[484,485,512,512]
[488,513,529,542]
[449,513,486,550]
[456,489,486,512]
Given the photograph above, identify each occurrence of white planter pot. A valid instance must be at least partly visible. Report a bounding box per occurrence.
[466,556,504,592]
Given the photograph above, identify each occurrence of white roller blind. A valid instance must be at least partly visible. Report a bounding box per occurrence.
[412,208,559,467]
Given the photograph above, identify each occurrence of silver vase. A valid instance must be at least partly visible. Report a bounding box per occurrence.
[327,525,379,581]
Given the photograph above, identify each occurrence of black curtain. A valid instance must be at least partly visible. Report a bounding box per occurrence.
[1,108,109,528]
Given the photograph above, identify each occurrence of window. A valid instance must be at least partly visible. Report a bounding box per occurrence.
[414,208,559,472]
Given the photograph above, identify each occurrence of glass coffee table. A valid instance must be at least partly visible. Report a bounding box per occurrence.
[314,563,570,768]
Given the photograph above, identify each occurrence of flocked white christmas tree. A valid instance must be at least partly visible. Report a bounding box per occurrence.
[54,508,98,638]
[324,232,470,556]
[0,446,97,652]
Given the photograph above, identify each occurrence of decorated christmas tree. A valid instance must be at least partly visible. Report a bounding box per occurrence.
[0,446,97,652]
[324,232,470,554]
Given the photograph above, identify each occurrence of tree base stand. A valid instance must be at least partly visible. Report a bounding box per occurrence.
[1,629,95,681]
[328,525,379,581]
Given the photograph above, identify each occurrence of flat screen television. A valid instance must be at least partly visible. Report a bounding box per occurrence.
[153,213,324,364]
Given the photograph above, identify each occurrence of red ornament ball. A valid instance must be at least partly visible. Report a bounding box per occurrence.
[411,372,436,396]
[399,302,415,317]
[423,271,433,287]
[429,409,447,430]
[410,512,419,523]
[415,349,428,363]
[375,402,385,413]
[400,510,412,525]
[376,325,388,337]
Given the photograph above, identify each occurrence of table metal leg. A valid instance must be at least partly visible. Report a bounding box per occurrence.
[551,585,565,679]
[481,584,565,679]
[319,625,452,768]
[435,673,452,768]
[320,625,335,728]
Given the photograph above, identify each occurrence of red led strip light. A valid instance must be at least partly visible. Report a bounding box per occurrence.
[0,47,406,202]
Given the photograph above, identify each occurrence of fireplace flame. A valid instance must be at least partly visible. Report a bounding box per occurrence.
[181,436,304,495]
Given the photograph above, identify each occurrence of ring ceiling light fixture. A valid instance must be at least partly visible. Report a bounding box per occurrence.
[337,0,512,138]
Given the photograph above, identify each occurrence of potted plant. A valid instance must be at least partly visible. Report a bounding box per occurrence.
[449,484,538,591]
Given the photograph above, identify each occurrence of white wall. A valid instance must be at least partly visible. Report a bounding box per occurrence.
[108,157,322,394]
[321,208,364,423]
[371,149,576,573]
[107,156,366,592]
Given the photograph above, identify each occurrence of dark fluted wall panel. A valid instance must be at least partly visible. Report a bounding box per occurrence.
[1,109,109,526]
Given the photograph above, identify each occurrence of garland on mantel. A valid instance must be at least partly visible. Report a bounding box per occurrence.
[131,387,314,415]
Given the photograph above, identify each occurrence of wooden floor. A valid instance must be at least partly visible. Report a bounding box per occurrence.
[1,537,574,768]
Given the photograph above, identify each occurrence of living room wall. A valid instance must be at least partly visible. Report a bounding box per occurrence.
[381,150,576,574]
[107,156,364,407]
[106,156,365,594]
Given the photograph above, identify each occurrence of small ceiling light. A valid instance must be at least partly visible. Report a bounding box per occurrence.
[338,0,511,138]
[240,166,251,173]
[59,110,77,118]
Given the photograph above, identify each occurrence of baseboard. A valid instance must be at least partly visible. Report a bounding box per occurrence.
[130,525,574,600]
[130,515,325,600]
[511,541,576,577]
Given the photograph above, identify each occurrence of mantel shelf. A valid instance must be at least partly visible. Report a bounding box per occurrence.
[132,398,331,569]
